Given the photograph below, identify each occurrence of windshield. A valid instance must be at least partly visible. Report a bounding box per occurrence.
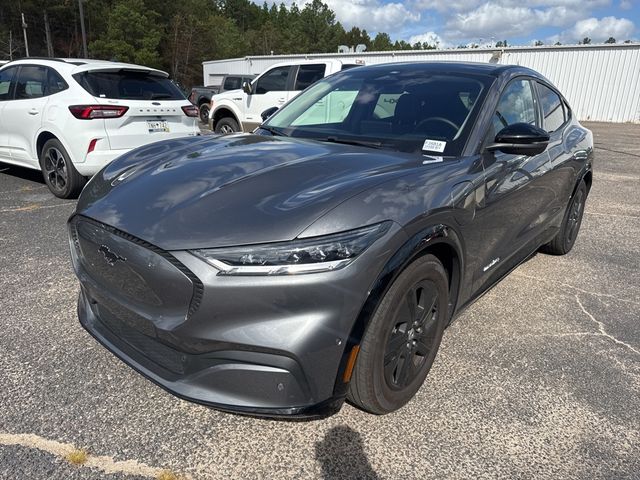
[263,66,493,156]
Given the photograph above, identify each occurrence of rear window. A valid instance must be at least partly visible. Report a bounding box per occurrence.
[223,76,242,90]
[73,70,185,100]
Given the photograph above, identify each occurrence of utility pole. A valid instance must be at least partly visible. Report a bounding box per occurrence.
[9,31,13,61]
[21,13,30,57]
[44,11,54,57]
[78,0,88,58]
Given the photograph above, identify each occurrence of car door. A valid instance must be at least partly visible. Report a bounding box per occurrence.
[534,82,576,217]
[244,65,293,130]
[4,65,50,166]
[471,77,555,292]
[0,66,18,161]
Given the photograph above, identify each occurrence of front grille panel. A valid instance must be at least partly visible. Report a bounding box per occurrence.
[70,215,204,319]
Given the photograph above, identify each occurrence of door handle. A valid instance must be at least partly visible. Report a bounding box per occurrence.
[28,109,39,115]
[277,98,285,103]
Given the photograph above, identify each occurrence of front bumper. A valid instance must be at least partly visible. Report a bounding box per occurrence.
[70,215,404,418]
[78,289,343,418]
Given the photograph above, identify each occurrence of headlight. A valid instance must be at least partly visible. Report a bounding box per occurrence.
[191,222,391,276]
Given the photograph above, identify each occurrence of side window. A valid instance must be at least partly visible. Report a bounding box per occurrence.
[294,64,326,91]
[223,76,241,91]
[47,68,68,95]
[492,79,537,135]
[0,67,18,101]
[537,83,566,133]
[15,66,48,100]
[254,66,291,94]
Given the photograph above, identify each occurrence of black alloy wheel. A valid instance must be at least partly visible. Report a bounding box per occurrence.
[348,254,449,414]
[39,138,86,199]
[384,280,440,390]
[541,180,587,255]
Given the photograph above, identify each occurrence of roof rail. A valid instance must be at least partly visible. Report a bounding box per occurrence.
[2,57,85,65]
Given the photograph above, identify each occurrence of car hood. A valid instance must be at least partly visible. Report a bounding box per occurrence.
[76,134,424,250]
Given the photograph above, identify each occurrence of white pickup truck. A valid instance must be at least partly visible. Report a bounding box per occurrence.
[208,59,361,134]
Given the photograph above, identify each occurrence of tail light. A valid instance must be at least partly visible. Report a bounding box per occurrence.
[69,105,129,119]
[182,105,199,117]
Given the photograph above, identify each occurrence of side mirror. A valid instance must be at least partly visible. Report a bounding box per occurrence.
[242,81,253,95]
[487,123,550,156]
[261,106,278,121]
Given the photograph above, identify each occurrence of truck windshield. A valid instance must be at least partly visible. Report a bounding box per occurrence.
[263,66,493,156]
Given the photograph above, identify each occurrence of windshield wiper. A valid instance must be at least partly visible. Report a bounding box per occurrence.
[321,136,383,149]
[259,125,288,137]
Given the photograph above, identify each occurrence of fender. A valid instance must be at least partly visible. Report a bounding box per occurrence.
[331,222,465,399]
[210,100,242,131]
[35,127,81,165]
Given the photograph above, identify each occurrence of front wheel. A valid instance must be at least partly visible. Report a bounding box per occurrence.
[348,254,449,414]
[214,117,240,135]
[39,138,86,199]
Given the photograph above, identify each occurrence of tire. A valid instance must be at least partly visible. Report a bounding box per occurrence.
[39,138,86,199]
[199,103,210,124]
[540,180,587,255]
[214,117,240,135]
[348,254,449,414]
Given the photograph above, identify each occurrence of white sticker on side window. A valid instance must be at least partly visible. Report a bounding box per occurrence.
[422,139,447,153]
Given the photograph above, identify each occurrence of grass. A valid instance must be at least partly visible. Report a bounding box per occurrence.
[157,470,181,480]
[65,448,89,465]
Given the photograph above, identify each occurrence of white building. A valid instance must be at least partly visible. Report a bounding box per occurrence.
[203,43,640,123]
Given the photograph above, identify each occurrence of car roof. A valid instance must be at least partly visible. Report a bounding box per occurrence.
[358,61,543,79]
[0,57,168,77]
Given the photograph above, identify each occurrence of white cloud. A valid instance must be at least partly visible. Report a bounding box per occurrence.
[620,0,632,9]
[408,31,447,47]
[412,0,610,13]
[550,16,635,43]
[324,0,420,32]
[265,0,420,33]
[444,2,584,40]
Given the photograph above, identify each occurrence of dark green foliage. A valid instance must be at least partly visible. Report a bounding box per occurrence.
[0,0,440,88]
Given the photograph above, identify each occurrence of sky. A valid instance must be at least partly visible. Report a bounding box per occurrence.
[264,0,640,47]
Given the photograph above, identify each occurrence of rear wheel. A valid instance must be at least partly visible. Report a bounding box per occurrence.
[348,254,448,414]
[214,117,240,135]
[39,138,86,199]
[541,180,587,255]
[198,103,210,124]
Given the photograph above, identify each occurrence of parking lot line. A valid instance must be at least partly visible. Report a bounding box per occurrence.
[0,432,188,479]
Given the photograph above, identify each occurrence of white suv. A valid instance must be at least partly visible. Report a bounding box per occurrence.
[208,59,360,134]
[0,58,199,198]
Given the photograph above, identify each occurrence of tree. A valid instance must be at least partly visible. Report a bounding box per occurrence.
[89,0,162,67]
[604,36,616,44]
[535,40,543,46]
[371,32,393,51]
[580,37,591,44]
[496,40,508,47]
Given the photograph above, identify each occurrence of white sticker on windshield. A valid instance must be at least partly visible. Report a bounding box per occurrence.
[422,139,447,153]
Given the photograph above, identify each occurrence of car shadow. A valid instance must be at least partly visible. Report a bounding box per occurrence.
[0,162,46,186]
[315,425,379,480]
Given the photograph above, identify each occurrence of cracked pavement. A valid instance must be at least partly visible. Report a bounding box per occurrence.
[0,122,639,479]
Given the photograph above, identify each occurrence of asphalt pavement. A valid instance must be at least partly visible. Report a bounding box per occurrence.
[0,122,638,479]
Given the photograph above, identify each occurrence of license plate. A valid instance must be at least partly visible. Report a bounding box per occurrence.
[147,120,169,133]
